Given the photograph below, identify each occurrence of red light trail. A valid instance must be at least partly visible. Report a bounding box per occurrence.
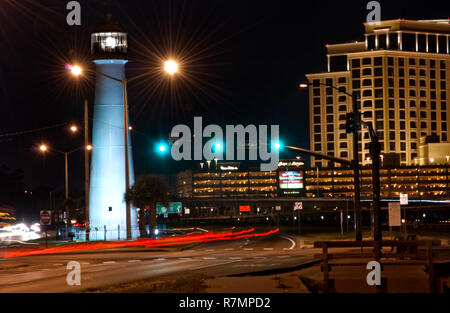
[1,228,279,258]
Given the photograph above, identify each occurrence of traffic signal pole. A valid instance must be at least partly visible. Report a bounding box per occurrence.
[352,91,363,242]
[365,122,382,242]
[298,82,362,242]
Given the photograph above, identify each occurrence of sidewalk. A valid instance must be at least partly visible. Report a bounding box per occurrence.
[285,230,450,248]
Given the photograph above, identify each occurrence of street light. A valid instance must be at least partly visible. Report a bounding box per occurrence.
[69,62,179,240]
[70,125,78,133]
[164,60,179,75]
[38,144,90,238]
[70,65,82,76]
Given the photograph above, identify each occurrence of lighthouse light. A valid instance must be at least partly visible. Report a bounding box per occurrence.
[104,36,117,48]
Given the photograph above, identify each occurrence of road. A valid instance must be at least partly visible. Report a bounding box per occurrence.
[0,228,317,292]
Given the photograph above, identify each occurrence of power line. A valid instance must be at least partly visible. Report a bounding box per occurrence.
[0,122,72,138]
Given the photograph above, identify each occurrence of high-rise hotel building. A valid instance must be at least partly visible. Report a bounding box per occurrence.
[306,19,450,167]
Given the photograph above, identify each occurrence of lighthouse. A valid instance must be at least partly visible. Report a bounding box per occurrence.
[89,13,137,240]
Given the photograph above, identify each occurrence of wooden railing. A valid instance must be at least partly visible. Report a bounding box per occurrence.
[313,239,445,293]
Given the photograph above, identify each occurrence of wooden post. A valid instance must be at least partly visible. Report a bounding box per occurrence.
[374,241,383,293]
[427,241,434,293]
[323,243,329,291]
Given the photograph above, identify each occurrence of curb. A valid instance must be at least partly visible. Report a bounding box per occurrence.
[227,258,322,277]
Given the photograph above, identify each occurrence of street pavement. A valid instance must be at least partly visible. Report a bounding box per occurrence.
[0,228,319,292]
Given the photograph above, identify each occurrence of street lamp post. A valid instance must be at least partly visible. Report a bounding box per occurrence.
[84,99,90,240]
[300,82,362,241]
[39,144,86,238]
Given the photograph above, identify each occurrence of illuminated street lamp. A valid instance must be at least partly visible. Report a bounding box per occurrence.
[164,60,179,75]
[70,65,82,76]
[38,144,90,237]
[70,125,78,133]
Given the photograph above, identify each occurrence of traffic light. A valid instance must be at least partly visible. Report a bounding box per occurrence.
[345,112,362,134]
[345,112,356,134]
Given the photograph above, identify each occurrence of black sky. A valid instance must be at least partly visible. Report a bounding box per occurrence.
[0,0,447,195]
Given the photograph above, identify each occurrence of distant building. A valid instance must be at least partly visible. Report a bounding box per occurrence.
[305,164,449,200]
[176,160,306,199]
[176,161,450,201]
[306,19,450,167]
[413,135,450,165]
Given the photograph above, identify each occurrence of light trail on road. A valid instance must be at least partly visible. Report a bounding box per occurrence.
[1,228,279,258]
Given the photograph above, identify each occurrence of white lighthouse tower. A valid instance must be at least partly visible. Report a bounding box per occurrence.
[89,13,137,240]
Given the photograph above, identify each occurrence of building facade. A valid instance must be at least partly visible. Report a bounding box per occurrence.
[176,162,450,201]
[306,19,450,167]
[176,160,305,199]
[304,164,449,201]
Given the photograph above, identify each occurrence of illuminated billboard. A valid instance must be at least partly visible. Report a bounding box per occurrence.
[279,171,304,189]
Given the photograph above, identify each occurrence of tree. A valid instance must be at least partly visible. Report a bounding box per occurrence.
[124,174,169,237]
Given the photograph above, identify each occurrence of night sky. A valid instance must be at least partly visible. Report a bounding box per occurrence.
[0,0,446,196]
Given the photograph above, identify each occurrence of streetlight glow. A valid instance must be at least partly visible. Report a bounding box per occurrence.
[164,60,179,75]
[70,65,82,76]
[86,145,93,151]
[299,83,309,89]
[70,125,78,133]
[39,144,48,152]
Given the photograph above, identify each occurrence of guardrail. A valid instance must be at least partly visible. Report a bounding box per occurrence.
[313,238,445,293]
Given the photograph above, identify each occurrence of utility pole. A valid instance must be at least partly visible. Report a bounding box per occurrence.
[365,122,381,241]
[84,99,90,241]
[123,79,132,240]
[64,152,69,238]
[351,91,362,241]
[369,124,382,241]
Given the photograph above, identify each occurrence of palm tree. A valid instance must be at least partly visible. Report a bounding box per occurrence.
[124,174,170,237]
